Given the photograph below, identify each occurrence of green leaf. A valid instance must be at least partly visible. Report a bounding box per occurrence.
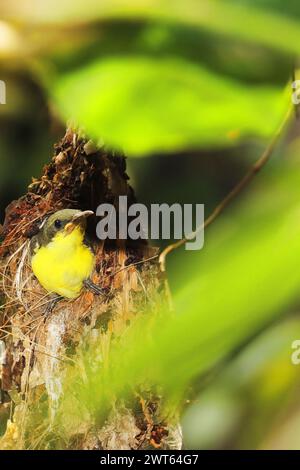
[52,56,286,156]
[115,154,300,385]
[53,150,300,421]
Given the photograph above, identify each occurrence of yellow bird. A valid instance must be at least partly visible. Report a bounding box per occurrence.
[31,209,103,310]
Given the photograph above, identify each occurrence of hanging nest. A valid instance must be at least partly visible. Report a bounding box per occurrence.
[0,129,182,450]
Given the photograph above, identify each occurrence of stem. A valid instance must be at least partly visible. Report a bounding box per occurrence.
[159,105,293,276]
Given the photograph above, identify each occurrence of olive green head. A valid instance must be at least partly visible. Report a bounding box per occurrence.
[32,209,93,248]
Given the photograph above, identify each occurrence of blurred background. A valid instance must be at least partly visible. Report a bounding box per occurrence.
[2,0,300,449]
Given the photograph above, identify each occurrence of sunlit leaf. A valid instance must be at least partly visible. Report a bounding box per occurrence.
[53,150,300,423]
[52,56,286,156]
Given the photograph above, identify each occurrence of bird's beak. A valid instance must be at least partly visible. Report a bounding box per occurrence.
[65,210,94,234]
[71,210,94,223]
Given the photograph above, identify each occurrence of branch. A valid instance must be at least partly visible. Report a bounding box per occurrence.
[159,105,294,276]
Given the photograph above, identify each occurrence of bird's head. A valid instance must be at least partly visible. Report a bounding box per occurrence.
[35,209,94,246]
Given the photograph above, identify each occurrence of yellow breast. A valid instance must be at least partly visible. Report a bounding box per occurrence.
[31,227,94,299]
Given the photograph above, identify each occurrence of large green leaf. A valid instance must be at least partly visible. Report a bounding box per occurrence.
[52,56,286,156]
[52,150,300,422]
[6,0,293,156]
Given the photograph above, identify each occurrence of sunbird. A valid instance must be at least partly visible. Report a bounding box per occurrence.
[30,209,103,310]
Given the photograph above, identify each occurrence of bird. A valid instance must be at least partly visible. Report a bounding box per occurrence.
[30,209,104,312]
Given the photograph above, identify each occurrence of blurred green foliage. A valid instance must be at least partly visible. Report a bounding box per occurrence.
[182,315,300,449]
[53,57,287,155]
[54,152,300,423]
[1,0,300,449]
[1,0,297,155]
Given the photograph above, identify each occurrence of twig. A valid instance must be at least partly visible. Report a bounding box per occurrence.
[159,105,294,299]
[109,254,159,278]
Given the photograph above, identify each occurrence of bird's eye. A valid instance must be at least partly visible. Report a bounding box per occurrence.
[54,219,62,229]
